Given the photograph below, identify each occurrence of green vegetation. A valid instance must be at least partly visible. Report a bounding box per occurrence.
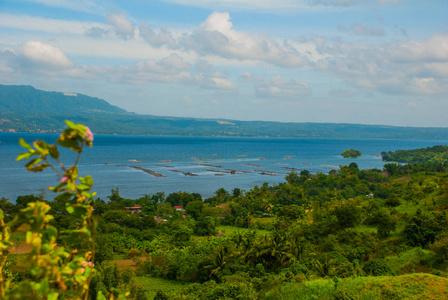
[3,122,448,299]
[135,277,192,299]
[382,145,448,163]
[3,84,448,139]
[341,149,362,158]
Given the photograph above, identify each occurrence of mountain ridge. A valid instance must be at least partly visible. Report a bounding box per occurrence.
[1,84,448,140]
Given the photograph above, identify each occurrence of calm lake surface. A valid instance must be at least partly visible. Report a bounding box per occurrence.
[2,133,447,202]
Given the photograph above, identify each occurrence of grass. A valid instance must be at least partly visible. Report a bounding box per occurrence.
[217,225,271,236]
[135,276,193,299]
[269,273,448,300]
[10,231,26,242]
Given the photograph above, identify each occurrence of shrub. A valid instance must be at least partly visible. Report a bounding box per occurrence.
[363,259,394,276]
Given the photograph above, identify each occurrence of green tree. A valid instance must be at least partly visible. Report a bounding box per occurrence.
[185,200,204,220]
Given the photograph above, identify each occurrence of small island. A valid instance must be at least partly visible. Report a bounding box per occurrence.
[342,149,362,158]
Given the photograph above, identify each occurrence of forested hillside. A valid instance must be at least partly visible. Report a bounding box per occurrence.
[2,84,448,139]
[0,84,126,114]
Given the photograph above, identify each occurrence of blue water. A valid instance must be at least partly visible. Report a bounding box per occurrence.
[1,133,447,202]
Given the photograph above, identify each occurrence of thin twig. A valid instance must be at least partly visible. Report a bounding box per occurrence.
[44,158,63,176]
[73,146,83,167]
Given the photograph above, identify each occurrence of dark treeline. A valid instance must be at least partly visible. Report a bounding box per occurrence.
[4,161,448,299]
[382,145,448,163]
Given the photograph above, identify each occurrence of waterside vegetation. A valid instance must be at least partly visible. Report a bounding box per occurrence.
[382,145,448,164]
[341,149,361,158]
[2,123,448,299]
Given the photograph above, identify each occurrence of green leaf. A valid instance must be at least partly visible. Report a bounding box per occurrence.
[41,243,53,254]
[54,192,72,201]
[25,158,42,170]
[66,205,75,214]
[16,152,33,161]
[48,292,59,300]
[26,231,33,243]
[96,291,107,300]
[18,137,32,150]
[57,136,81,152]
[80,175,94,186]
[48,145,60,159]
[31,163,50,172]
[40,277,49,295]
[65,120,76,128]
[0,241,14,250]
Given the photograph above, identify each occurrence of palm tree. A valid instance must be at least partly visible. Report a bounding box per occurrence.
[314,254,337,278]
[203,245,233,280]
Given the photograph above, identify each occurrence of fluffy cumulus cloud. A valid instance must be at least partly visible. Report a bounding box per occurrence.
[315,34,448,95]
[106,13,135,40]
[13,41,74,70]
[0,41,112,82]
[241,72,310,98]
[0,39,238,91]
[107,54,237,90]
[109,53,194,85]
[181,12,309,68]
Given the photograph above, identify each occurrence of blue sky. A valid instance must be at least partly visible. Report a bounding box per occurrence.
[0,0,447,127]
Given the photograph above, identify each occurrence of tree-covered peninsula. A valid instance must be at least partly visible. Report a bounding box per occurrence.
[382,145,448,163]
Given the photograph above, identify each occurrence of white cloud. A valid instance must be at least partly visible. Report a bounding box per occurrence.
[106,13,135,40]
[315,34,448,95]
[105,53,237,90]
[241,72,310,98]
[16,41,74,70]
[163,0,403,9]
[161,0,359,10]
[197,75,237,90]
[139,23,178,48]
[0,13,108,35]
[388,34,448,62]
[110,53,193,85]
[181,12,309,68]
[24,0,104,14]
[0,40,238,90]
[85,27,110,39]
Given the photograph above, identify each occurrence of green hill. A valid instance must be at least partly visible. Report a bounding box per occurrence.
[1,84,448,139]
[0,84,126,115]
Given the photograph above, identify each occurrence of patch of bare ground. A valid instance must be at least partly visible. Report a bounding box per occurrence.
[112,259,137,269]
[9,242,31,254]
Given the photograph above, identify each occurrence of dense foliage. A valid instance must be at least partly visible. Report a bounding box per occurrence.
[3,123,448,299]
[382,145,448,163]
[341,149,361,158]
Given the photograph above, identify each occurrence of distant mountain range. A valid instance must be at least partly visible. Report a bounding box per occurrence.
[1,84,448,140]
